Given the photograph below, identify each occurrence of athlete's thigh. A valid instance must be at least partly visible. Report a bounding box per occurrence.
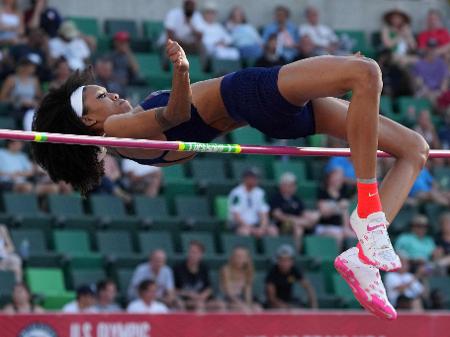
[312,96,419,157]
[277,55,373,106]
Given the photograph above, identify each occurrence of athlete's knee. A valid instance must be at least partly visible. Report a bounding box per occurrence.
[348,57,383,94]
[404,132,429,168]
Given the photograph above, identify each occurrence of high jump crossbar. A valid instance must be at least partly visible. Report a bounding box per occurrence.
[0,129,449,158]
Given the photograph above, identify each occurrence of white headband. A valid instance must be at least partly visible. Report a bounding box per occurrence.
[70,86,85,117]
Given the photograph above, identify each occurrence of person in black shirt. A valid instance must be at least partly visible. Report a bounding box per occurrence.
[317,168,356,249]
[174,240,225,312]
[265,244,317,309]
[434,213,450,274]
[254,33,287,68]
[270,172,320,251]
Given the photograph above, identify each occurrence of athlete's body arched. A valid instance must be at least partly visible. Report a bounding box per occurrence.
[32,40,429,319]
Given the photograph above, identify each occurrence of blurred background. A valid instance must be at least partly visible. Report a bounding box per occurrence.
[0,0,449,328]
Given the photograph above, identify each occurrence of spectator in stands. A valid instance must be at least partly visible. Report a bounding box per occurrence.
[228,168,278,237]
[381,8,417,65]
[62,285,98,313]
[413,39,449,108]
[94,154,131,204]
[122,159,161,197]
[270,172,320,251]
[254,33,286,68]
[34,164,73,196]
[0,0,24,46]
[0,56,41,120]
[0,224,22,282]
[200,2,239,62]
[294,35,316,61]
[174,241,225,312]
[316,168,355,249]
[49,20,91,70]
[128,249,179,308]
[417,10,450,53]
[0,140,34,193]
[265,244,317,309]
[95,279,121,312]
[433,213,450,274]
[49,57,71,90]
[164,0,204,54]
[2,283,44,313]
[395,215,437,265]
[225,6,263,60]
[438,111,450,149]
[385,255,425,311]
[25,0,62,38]
[9,28,52,82]
[413,109,441,149]
[220,245,261,312]
[127,280,169,313]
[408,163,450,207]
[325,157,356,187]
[95,56,126,99]
[298,6,339,56]
[108,31,140,86]
[262,5,298,62]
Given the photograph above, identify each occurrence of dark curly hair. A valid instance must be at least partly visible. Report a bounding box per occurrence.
[31,69,104,195]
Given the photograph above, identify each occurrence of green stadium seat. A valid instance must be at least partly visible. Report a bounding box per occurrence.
[253,271,267,303]
[180,231,217,257]
[211,58,241,76]
[305,271,342,308]
[53,230,102,267]
[304,236,339,261]
[273,161,307,183]
[221,233,258,256]
[90,195,140,228]
[261,236,296,259]
[429,276,450,308]
[48,194,95,228]
[187,55,211,82]
[3,193,52,228]
[230,159,268,181]
[96,230,143,266]
[104,19,138,38]
[208,269,221,295]
[26,268,74,309]
[380,95,395,119]
[332,273,361,309]
[133,196,180,229]
[424,203,447,233]
[163,181,197,210]
[214,196,228,222]
[135,53,172,89]
[10,229,59,267]
[0,116,15,129]
[68,16,99,36]
[0,102,12,115]
[335,30,373,57]
[0,271,15,305]
[190,158,230,185]
[297,180,319,202]
[390,206,417,235]
[174,196,220,230]
[434,167,450,190]
[397,96,432,126]
[69,268,107,290]
[230,127,266,145]
[116,268,134,298]
[137,230,176,257]
[162,165,188,183]
[142,20,164,42]
[97,35,112,53]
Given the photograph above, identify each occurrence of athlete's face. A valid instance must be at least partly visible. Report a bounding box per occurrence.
[82,85,132,133]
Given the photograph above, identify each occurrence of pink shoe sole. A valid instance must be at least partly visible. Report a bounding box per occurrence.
[334,256,397,320]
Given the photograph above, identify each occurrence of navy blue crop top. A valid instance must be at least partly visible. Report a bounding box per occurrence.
[121,90,222,166]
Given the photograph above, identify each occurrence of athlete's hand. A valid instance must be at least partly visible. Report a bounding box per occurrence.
[166,39,189,73]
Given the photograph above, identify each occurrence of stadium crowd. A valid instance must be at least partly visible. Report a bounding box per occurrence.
[0,0,449,314]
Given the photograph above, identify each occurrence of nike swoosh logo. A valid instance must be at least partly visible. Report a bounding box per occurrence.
[369,192,378,197]
[367,224,384,231]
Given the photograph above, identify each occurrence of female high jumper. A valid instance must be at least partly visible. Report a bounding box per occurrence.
[32,40,429,319]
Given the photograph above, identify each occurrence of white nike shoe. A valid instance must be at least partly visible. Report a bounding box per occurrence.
[335,247,397,320]
[350,210,401,271]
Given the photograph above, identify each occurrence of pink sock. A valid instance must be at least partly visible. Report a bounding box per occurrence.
[357,180,382,219]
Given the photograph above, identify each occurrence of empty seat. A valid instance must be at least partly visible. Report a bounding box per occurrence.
[96,230,142,266]
[190,158,229,184]
[26,268,74,309]
[104,19,138,38]
[135,53,172,89]
[142,20,164,41]
[214,196,228,222]
[133,196,180,229]
[48,194,95,228]
[305,271,341,308]
[10,229,59,267]
[53,230,102,267]
[332,273,361,308]
[90,195,140,228]
[261,236,296,259]
[180,232,217,257]
[137,231,176,257]
[68,16,99,36]
[221,233,258,256]
[231,160,268,181]
[116,268,134,298]
[304,236,339,261]
[273,161,307,183]
[211,58,241,76]
[230,127,266,145]
[70,268,107,290]
[175,196,220,230]
[3,193,52,227]
[0,116,15,129]
[0,270,15,302]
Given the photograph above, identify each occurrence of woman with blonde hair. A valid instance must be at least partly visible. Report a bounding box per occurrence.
[220,246,260,312]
